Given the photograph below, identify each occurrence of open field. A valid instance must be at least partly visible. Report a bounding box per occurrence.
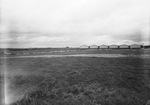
[1,49,150,57]
[0,58,5,105]
[0,49,150,105]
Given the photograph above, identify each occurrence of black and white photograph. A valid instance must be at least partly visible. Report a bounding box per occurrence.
[0,0,150,105]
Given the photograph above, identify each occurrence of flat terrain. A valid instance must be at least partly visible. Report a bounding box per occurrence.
[1,49,149,57]
[0,49,150,105]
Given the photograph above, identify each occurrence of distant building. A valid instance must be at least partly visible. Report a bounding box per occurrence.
[119,44,129,49]
[100,45,108,49]
[90,45,98,49]
[144,45,150,49]
[109,44,118,49]
[80,45,89,49]
[130,44,141,49]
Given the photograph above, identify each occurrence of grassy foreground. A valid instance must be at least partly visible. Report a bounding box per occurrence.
[4,57,150,105]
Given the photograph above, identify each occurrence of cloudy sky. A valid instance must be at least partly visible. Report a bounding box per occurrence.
[1,0,150,48]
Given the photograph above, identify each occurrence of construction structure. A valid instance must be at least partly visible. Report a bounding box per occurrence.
[90,45,99,49]
[130,44,141,49]
[100,45,108,49]
[119,44,129,49]
[109,44,118,49]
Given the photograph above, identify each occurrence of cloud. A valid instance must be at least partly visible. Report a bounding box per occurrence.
[1,0,150,48]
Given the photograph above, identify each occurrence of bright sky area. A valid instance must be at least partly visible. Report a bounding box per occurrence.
[0,0,150,48]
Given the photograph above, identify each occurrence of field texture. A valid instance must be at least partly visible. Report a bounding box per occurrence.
[0,50,150,105]
[1,49,149,57]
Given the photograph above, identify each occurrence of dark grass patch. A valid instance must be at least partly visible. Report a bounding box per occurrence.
[4,56,150,105]
[11,81,148,105]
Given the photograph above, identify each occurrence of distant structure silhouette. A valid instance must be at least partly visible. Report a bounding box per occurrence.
[100,45,108,49]
[90,45,98,49]
[109,44,118,49]
[79,44,143,49]
[119,44,129,49]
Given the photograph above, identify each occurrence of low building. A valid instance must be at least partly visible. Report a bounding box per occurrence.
[130,44,141,49]
[100,45,108,49]
[109,44,118,49]
[119,44,129,49]
[144,45,150,49]
[90,45,98,49]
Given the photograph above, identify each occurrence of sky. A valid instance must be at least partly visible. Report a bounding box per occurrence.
[0,0,150,48]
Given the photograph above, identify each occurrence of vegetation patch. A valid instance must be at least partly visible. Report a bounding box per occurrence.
[3,55,150,105]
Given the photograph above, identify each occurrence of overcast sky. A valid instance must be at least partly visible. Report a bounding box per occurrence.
[1,0,150,48]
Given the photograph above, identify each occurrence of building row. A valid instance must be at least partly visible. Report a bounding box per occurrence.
[80,44,142,49]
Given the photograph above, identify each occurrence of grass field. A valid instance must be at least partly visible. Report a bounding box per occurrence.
[1,49,149,57]
[0,49,150,105]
